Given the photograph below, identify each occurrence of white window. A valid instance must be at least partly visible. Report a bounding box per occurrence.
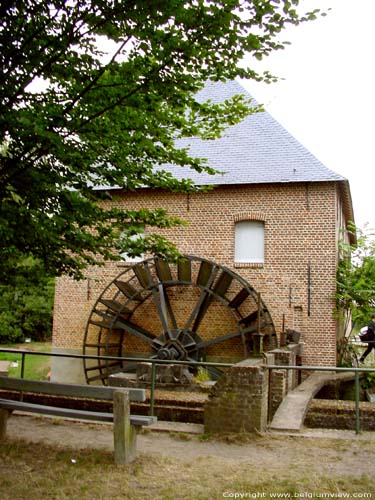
[234,221,264,263]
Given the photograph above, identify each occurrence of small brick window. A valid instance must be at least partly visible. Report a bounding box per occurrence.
[234,220,264,264]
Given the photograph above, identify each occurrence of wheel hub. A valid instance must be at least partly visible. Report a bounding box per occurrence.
[157,346,180,360]
[153,329,199,361]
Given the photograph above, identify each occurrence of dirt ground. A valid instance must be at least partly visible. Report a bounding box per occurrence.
[5,412,375,478]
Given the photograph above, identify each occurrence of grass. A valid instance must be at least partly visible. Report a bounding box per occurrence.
[0,438,374,500]
[194,366,211,383]
[0,341,51,380]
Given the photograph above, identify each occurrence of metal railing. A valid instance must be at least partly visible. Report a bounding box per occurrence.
[1,347,374,433]
[265,364,375,434]
[0,347,233,416]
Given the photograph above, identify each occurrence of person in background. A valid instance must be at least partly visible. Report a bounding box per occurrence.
[359,314,375,364]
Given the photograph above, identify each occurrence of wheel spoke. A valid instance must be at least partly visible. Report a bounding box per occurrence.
[195,329,242,350]
[178,332,197,350]
[152,283,170,335]
[150,283,179,338]
[183,288,210,333]
[195,324,261,350]
[163,288,178,331]
[192,294,213,332]
[114,318,156,345]
[183,266,218,333]
[205,364,223,379]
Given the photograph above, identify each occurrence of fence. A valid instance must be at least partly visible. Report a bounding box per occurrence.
[266,364,375,434]
[0,347,233,417]
[1,347,375,433]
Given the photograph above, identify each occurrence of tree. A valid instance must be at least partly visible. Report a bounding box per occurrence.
[0,0,321,280]
[336,224,375,333]
[0,257,54,343]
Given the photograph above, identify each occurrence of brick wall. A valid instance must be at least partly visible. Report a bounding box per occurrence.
[53,181,345,369]
[269,369,287,420]
[204,359,269,433]
[305,399,375,431]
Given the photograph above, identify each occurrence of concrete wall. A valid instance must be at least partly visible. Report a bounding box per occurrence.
[50,347,87,385]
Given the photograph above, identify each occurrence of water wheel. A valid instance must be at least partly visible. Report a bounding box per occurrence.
[83,255,276,384]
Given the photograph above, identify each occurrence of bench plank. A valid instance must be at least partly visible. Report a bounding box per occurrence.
[0,378,156,465]
[0,377,146,402]
[0,398,156,426]
[0,398,112,422]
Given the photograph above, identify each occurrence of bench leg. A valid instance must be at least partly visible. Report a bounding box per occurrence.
[113,389,137,465]
[0,409,11,441]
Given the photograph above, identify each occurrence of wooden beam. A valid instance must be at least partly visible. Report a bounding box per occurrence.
[113,389,137,465]
[0,409,10,441]
[0,377,146,402]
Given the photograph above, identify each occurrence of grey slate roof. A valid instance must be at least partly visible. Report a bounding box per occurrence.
[95,79,353,228]
[165,79,346,186]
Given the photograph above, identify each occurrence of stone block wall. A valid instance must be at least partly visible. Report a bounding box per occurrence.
[271,348,299,392]
[266,346,301,420]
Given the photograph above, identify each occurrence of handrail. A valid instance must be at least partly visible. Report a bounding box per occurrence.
[265,364,375,373]
[0,347,233,367]
[264,363,375,434]
[0,347,233,417]
[1,348,374,433]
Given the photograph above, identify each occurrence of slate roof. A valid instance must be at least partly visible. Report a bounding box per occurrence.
[165,79,346,186]
[96,79,354,228]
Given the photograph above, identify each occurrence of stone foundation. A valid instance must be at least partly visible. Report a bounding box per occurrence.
[305,399,375,431]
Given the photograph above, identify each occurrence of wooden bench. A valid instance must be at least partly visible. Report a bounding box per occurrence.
[0,377,156,464]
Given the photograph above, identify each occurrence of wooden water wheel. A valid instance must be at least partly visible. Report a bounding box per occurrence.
[83,255,276,384]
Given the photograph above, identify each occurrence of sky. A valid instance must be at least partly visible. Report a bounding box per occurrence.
[240,0,375,231]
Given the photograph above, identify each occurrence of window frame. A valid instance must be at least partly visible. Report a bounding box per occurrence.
[234,219,265,266]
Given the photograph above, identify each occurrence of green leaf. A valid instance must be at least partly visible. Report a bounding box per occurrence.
[0,0,321,279]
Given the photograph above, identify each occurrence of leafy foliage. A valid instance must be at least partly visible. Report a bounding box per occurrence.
[0,258,54,343]
[336,223,375,331]
[0,0,322,279]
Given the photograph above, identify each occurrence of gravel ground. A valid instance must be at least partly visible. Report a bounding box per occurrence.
[5,412,375,479]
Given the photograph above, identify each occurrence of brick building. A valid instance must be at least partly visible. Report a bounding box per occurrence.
[52,80,354,384]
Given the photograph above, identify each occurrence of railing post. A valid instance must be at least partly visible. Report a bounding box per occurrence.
[20,352,26,402]
[150,362,156,417]
[20,352,26,379]
[355,370,360,434]
[267,367,272,423]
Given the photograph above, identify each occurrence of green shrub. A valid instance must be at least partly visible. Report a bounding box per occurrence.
[0,257,54,343]
[0,311,23,342]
